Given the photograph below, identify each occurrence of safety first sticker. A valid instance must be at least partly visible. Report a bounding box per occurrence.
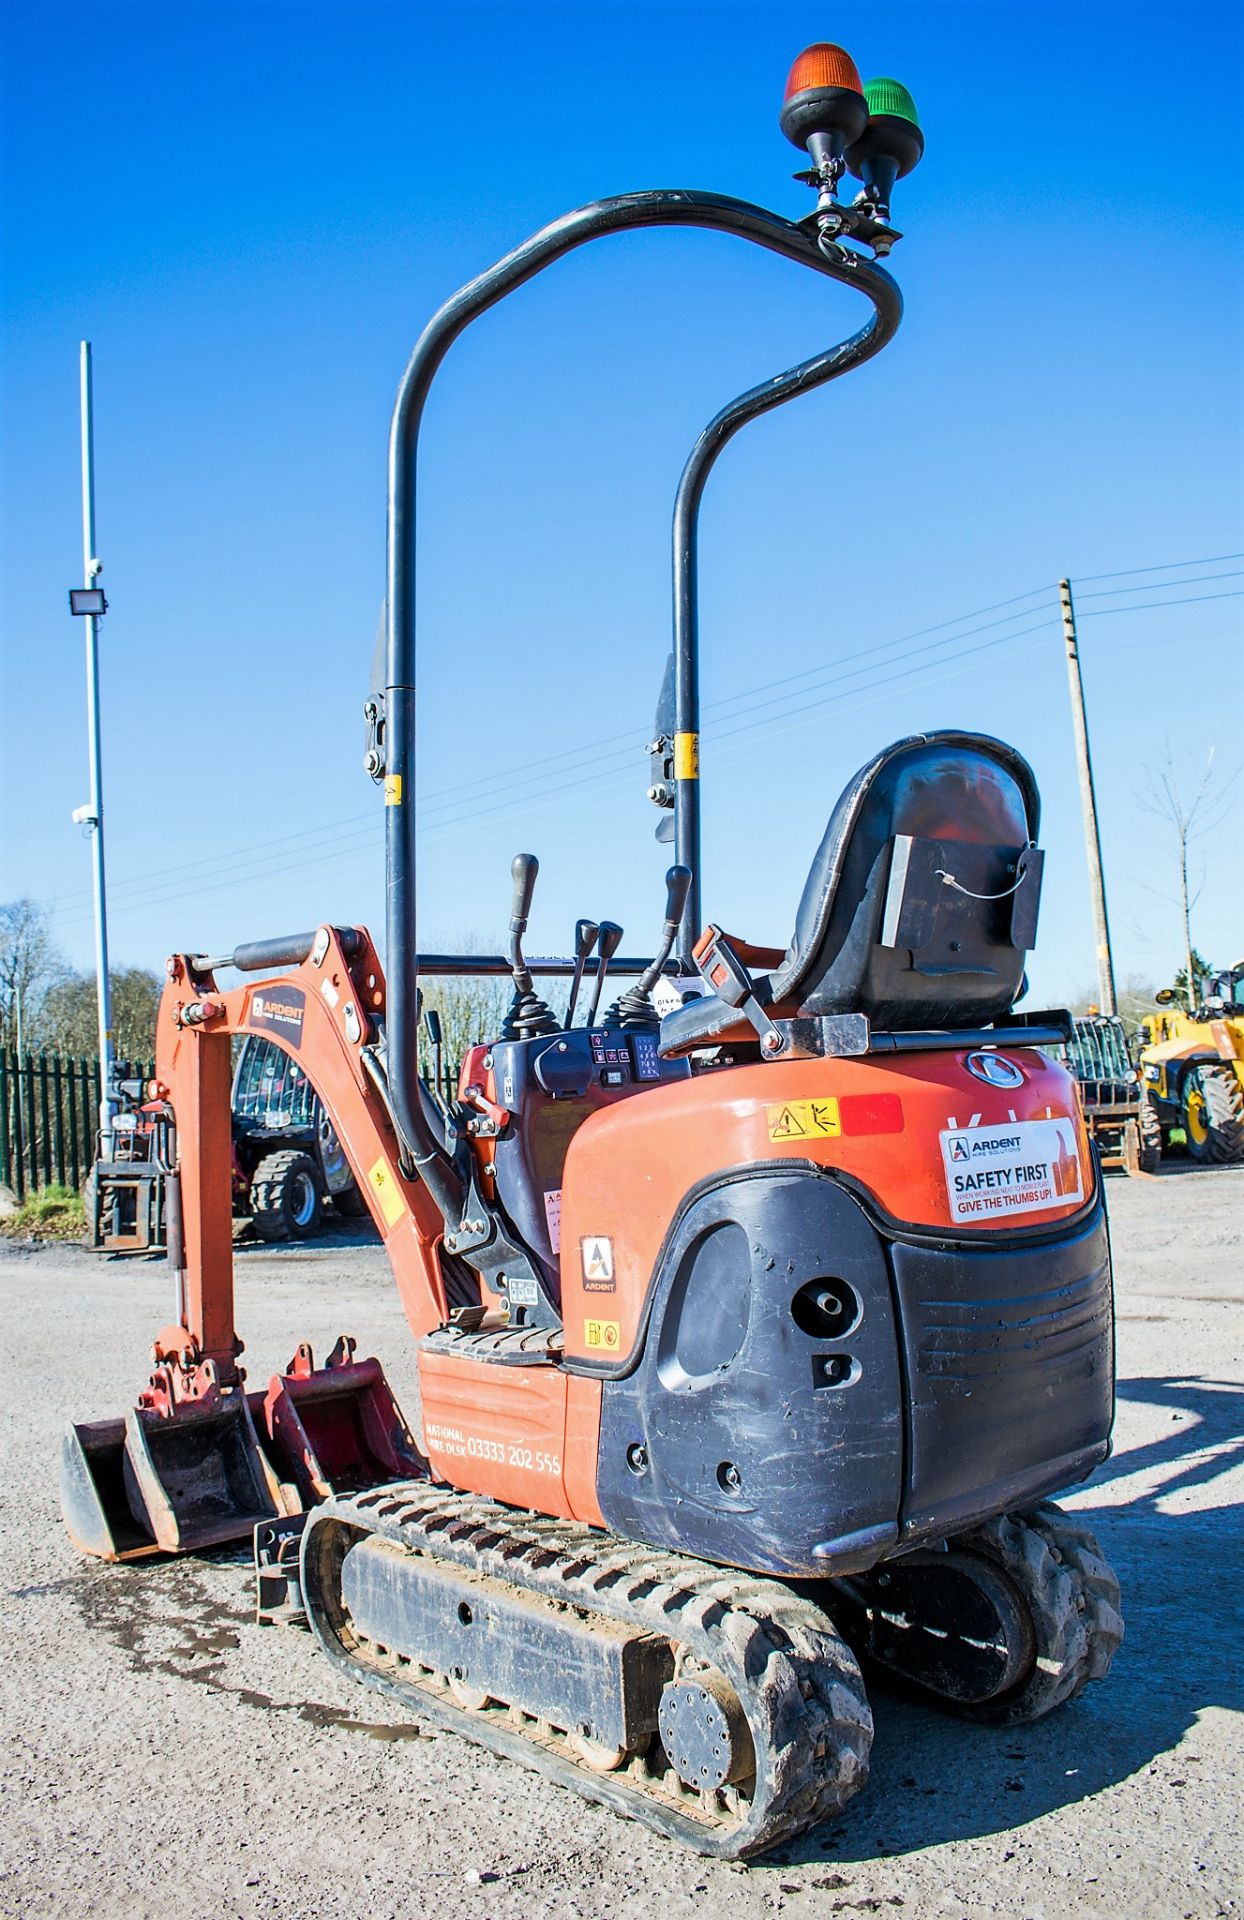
[941,1118,1083,1222]
[584,1318,621,1353]
[767,1098,841,1142]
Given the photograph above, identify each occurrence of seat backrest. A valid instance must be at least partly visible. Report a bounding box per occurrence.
[768,731,1042,1030]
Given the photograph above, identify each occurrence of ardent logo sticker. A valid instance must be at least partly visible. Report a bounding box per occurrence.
[580,1235,615,1291]
[965,1050,1025,1089]
[250,985,305,1050]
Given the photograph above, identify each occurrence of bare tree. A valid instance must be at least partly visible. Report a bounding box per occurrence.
[0,899,68,1051]
[40,966,162,1061]
[1137,745,1239,1006]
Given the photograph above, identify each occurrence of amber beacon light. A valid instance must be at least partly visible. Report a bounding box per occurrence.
[779,42,869,173]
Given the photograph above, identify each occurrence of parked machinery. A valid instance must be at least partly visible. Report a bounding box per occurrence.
[61,44,1123,1858]
[1140,960,1244,1165]
[232,1034,368,1239]
[1062,1013,1159,1175]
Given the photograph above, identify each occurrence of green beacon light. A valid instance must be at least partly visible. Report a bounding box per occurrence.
[846,77,924,217]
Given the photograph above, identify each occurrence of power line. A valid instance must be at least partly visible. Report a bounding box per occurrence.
[1072,552,1243,584]
[1074,569,1242,601]
[48,583,1060,908]
[51,612,1061,934]
[1078,589,1244,617]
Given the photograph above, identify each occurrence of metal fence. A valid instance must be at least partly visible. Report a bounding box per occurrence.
[0,1050,154,1200]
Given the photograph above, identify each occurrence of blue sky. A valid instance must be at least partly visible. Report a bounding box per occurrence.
[2,0,1241,1008]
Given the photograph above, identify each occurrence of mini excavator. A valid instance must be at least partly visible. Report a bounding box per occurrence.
[62,43,1123,1858]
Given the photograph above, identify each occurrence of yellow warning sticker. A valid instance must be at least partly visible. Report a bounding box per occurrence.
[584,1318,621,1353]
[368,1157,407,1227]
[767,1098,842,1142]
[674,732,699,780]
[384,774,403,807]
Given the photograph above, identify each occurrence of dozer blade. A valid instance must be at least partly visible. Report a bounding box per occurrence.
[61,1417,162,1564]
[122,1395,282,1555]
[262,1338,423,1504]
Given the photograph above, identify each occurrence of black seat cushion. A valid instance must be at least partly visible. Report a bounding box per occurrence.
[660,731,1041,1051]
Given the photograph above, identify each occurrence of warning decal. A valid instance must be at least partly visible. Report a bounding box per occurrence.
[367,1158,407,1228]
[580,1235,615,1291]
[543,1188,562,1254]
[767,1098,841,1142]
[941,1118,1083,1223]
[584,1318,621,1353]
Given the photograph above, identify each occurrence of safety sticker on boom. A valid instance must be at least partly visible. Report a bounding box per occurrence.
[941,1117,1083,1222]
[368,1158,407,1228]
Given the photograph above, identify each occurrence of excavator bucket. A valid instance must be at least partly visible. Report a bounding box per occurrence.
[61,1418,161,1563]
[123,1395,282,1554]
[262,1338,423,1504]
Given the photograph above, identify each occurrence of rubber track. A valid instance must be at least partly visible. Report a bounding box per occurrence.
[301,1482,872,1858]
[953,1501,1124,1724]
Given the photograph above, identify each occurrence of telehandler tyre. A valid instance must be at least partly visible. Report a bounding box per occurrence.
[331,1184,371,1220]
[250,1150,323,1241]
[1137,1096,1163,1174]
[1182,1064,1244,1166]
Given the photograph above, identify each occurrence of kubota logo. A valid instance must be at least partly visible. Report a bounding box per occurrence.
[965,1050,1025,1090]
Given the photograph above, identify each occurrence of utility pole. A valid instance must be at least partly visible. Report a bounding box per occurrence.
[1059,577,1117,1016]
[75,342,115,1150]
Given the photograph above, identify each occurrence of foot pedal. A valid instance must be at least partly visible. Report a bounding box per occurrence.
[262,1338,424,1503]
[254,1513,310,1627]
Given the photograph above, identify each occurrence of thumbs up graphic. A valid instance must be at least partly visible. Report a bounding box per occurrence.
[1052,1125,1081,1199]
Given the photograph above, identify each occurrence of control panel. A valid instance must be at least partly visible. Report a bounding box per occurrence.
[530,1026,687,1098]
[481,1026,689,1290]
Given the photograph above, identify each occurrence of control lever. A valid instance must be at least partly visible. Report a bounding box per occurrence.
[507,853,539,997]
[637,866,691,997]
[423,1006,445,1115]
[500,853,559,1041]
[585,921,623,1030]
[563,919,600,1030]
[607,867,691,1030]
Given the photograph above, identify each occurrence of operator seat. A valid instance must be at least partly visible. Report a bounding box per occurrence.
[659,730,1043,1055]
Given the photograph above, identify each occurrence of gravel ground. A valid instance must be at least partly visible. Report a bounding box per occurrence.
[1,1165,1240,1920]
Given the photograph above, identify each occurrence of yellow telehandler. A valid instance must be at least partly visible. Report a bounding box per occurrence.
[1139,960,1244,1165]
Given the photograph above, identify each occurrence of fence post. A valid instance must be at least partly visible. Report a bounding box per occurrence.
[23,1052,38,1198]
[10,1052,25,1202]
[38,1052,53,1188]
[79,1059,93,1175]
[0,1049,10,1192]
[52,1055,67,1187]
[67,1063,80,1190]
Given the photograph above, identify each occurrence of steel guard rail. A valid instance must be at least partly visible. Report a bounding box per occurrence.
[384,188,902,1199]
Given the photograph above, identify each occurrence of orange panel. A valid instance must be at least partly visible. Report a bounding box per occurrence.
[418,1349,578,1520]
[563,1371,604,1527]
[558,1047,1094,1368]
